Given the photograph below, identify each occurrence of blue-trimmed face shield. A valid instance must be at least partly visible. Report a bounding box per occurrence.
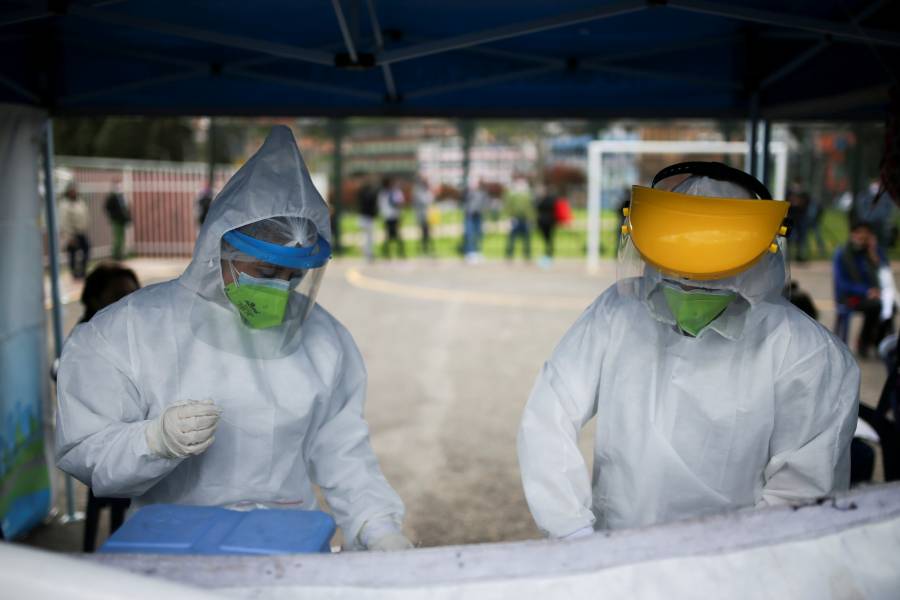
[221,229,331,271]
[220,217,331,329]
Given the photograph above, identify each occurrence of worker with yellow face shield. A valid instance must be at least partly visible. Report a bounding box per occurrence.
[518,162,859,539]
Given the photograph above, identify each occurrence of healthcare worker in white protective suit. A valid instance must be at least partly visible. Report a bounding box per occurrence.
[56,126,412,551]
[518,162,859,539]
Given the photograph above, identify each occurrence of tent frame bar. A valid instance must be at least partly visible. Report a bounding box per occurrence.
[365,0,399,101]
[69,5,335,66]
[668,0,900,48]
[378,0,648,65]
[405,66,557,100]
[760,0,887,90]
[331,0,359,63]
[0,73,39,103]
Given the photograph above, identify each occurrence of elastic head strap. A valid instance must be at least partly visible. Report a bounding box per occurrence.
[652,161,772,200]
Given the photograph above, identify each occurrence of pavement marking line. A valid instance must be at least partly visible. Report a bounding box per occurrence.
[345,267,593,311]
[346,268,842,312]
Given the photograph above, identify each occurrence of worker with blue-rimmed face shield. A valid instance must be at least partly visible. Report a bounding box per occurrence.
[518,162,859,540]
[56,126,412,551]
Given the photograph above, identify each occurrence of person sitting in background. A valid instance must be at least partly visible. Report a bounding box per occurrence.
[833,221,893,357]
[80,263,140,324]
[78,262,141,551]
[788,280,818,321]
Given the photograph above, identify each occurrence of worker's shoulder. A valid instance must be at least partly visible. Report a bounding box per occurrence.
[583,282,639,318]
[82,280,183,339]
[773,299,856,370]
[304,304,356,344]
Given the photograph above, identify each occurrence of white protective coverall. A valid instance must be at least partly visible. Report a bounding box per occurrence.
[56,127,405,549]
[518,176,859,538]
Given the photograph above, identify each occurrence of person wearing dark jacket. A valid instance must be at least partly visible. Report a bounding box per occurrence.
[536,188,557,265]
[356,174,379,261]
[77,263,141,551]
[103,182,131,260]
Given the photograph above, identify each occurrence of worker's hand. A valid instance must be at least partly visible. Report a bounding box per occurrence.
[868,287,882,300]
[359,518,414,551]
[145,399,221,459]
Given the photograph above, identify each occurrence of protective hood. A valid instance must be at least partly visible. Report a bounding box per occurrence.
[179,126,332,358]
[618,174,790,333]
[180,125,331,302]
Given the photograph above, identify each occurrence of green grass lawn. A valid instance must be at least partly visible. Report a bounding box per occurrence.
[802,209,900,261]
[334,208,900,262]
[335,209,620,259]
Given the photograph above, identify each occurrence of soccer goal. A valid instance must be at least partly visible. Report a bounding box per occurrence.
[586,139,788,272]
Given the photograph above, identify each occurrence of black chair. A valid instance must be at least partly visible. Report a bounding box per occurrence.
[853,342,900,485]
[82,488,130,552]
[858,405,900,482]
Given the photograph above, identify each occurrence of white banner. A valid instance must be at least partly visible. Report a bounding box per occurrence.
[0,104,52,539]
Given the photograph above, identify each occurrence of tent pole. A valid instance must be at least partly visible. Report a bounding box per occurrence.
[459,120,475,255]
[851,123,864,215]
[207,117,216,192]
[460,120,474,192]
[331,118,345,254]
[761,119,772,187]
[42,119,78,523]
[747,92,760,177]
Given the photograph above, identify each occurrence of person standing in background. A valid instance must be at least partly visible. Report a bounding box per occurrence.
[504,176,534,261]
[103,180,131,261]
[855,179,896,250]
[412,176,435,256]
[806,194,828,259]
[536,186,557,268]
[378,176,406,259]
[356,173,379,262]
[195,186,214,227]
[787,179,811,262]
[463,180,488,264]
[59,182,91,280]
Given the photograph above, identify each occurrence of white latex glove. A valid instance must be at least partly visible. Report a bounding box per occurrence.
[358,518,414,552]
[560,526,594,541]
[145,400,221,459]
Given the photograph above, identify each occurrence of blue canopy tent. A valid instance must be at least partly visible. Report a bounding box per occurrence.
[1,0,898,119]
[0,0,898,538]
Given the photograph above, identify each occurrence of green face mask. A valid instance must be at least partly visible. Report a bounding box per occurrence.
[224,273,291,329]
[662,284,736,337]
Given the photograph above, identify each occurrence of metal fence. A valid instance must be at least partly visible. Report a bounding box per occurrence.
[54,157,234,260]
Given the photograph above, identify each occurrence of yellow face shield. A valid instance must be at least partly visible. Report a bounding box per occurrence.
[623,185,789,281]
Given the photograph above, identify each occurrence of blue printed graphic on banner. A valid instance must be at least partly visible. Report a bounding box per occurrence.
[1,329,51,539]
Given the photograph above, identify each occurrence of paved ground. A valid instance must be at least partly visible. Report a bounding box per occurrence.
[21,256,892,551]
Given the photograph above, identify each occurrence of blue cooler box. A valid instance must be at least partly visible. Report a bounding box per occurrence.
[99,504,336,555]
